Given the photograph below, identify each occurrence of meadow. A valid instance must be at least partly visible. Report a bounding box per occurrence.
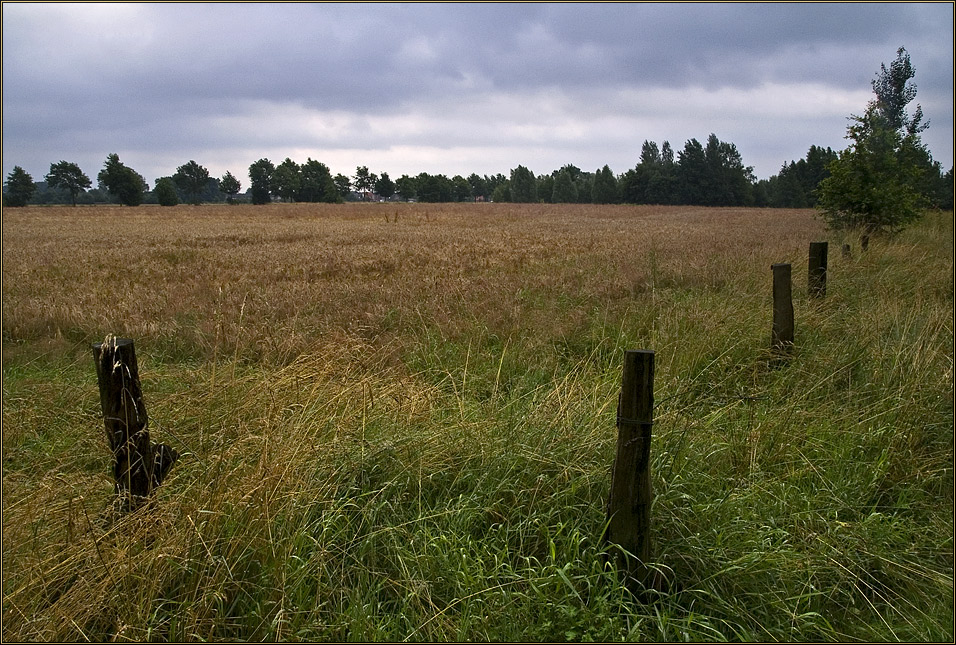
[2,203,953,641]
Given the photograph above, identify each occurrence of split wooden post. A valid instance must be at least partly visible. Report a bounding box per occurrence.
[606,349,655,589]
[92,336,177,510]
[771,263,794,354]
[808,242,828,298]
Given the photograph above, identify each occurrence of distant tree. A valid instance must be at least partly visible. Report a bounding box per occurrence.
[491,180,511,203]
[416,172,453,202]
[769,162,808,208]
[484,173,508,198]
[173,160,210,205]
[3,166,36,207]
[395,174,416,201]
[45,161,91,206]
[98,153,147,206]
[154,177,180,206]
[620,141,656,204]
[552,167,578,203]
[591,164,619,204]
[353,166,376,200]
[532,174,551,203]
[704,133,754,206]
[220,171,242,202]
[298,158,339,202]
[272,158,301,202]
[202,177,224,203]
[509,165,537,203]
[804,145,838,196]
[939,167,955,210]
[652,141,678,204]
[575,172,594,204]
[467,173,488,201]
[249,158,275,204]
[761,146,837,208]
[619,167,642,204]
[752,179,771,207]
[375,171,396,201]
[676,138,707,205]
[333,173,353,200]
[660,141,674,165]
[817,47,935,234]
[25,181,60,205]
[673,135,753,206]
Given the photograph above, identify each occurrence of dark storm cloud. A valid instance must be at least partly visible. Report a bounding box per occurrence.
[2,3,952,184]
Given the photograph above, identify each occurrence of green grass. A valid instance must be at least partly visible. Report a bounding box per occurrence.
[2,206,953,641]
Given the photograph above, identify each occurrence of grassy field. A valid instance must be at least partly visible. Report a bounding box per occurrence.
[2,203,953,641]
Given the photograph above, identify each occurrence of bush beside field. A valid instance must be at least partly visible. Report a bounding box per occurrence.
[2,204,953,641]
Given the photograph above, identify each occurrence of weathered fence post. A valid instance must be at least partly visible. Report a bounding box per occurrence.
[771,263,794,354]
[861,234,870,252]
[808,242,828,298]
[842,243,851,259]
[606,349,655,590]
[92,336,177,511]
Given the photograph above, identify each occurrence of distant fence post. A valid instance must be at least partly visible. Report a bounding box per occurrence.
[861,234,870,252]
[842,243,851,259]
[808,242,828,298]
[92,336,177,511]
[606,349,655,590]
[771,264,794,354]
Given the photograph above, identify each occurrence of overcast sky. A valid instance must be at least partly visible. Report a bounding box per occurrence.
[3,2,953,190]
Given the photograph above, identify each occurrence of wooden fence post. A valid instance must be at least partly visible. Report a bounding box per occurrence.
[861,234,870,252]
[92,336,177,510]
[842,243,851,259]
[808,242,828,298]
[771,263,794,354]
[606,349,655,589]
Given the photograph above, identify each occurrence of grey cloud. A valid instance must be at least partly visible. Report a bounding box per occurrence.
[2,2,952,184]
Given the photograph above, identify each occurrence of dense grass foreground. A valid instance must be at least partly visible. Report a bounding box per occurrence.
[2,204,953,641]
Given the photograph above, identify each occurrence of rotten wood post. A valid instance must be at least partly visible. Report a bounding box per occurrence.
[92,336,177,511]
[606,349,655,590]
[808,242,828,298]
[771,263,794,355]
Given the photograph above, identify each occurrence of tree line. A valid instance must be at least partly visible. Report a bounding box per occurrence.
[4,48,952,231]
[7,133,941,210]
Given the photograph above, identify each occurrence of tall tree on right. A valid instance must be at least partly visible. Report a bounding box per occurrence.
[817,47,939,234]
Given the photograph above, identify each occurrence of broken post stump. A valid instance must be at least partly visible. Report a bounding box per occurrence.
[606,349,655,590]
[771,263,794,355]
[92,336,177,510]
[808,241,828,298]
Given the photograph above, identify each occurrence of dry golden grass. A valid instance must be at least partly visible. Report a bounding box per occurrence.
[2,202,823,364]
